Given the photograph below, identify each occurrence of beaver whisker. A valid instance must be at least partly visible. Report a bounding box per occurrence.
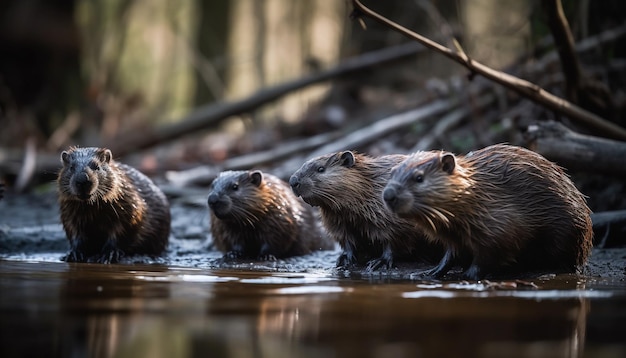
[312,188,340,209]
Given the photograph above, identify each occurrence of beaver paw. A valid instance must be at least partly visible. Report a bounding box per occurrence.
[224,250,244,260]
[92,248,125,264]
[462,265,484,281]
[365,257,393,272]
[423,248,455,278]
[63,249,86,263]
[336,251,357,268]
[257,254,277,262]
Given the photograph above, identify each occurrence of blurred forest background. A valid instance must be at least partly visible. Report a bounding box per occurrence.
[1,0,625,211]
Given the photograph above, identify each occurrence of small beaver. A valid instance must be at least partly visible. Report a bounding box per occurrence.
[383,144,593,280]
[208,170,333,260]
[289,151,441,270]
[57,147,171,263]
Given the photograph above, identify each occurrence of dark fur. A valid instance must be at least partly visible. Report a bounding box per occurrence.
[57,147,171,263]
[289,151,442,270]
[208,170,333,260]
[383,144,593,280]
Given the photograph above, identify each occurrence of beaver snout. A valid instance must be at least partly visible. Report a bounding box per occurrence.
[383,182,413,214]
[208,193,231,218]
[71,172,95,199]
[289,175,301,196]
[207,193,219,207]
[382,187,398,209]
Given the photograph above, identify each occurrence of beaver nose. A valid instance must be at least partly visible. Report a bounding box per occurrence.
[207,193,219,207]
[73,172,93,198]
[74,172,91,187]
[289,175,299,189]
[382,187,397,205]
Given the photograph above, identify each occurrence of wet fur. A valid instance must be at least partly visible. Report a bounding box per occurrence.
[384,144,593,279]
[58,147,171,263]
[208,170,332,260]
[290,151,441,269]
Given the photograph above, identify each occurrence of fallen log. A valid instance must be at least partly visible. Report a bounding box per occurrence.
[108,42,428,157]
[591,210,626,248]
[524,121,626,176]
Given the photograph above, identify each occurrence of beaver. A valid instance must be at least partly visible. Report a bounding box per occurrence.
[383,144,593,280]
[208,170,333,260]
[57,147,171,263]
[289,151,442,270]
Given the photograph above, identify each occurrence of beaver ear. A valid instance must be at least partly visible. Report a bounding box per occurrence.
[339,151,356,168]
[61,151,70,164]
[441,153,456,174]
[249,170,263,186]
[99,149,112,164]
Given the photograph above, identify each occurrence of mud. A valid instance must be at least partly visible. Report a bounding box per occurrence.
[1,189,625,357]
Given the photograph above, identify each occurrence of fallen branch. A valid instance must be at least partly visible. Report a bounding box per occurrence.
[164,131,343,187]
[108,42,427,157]
[542,0,613,118]
[411,93,495,151]
[591,210,626,247]
[351,0,626,141]
[164,94,480,185]
[524,121,626,176]
[309,97,458,157]
[222,131,342,170]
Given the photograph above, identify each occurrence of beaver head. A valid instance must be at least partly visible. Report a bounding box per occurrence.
[207,170,266,221]
[383,151,469,229]
[289,151,367,209]
[58,147,115,203]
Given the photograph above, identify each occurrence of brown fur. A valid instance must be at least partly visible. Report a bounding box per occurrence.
[289,151,442,270]
[208,170,333,260]
[383,144,593,280]
[57,147,171,263]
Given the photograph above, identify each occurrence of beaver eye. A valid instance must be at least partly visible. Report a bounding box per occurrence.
[414,174,424,183]
[231,183,239,191]
[317,166,325,173]
[88,162,100,170]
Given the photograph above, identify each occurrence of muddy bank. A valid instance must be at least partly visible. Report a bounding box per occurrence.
[1,189,625,280]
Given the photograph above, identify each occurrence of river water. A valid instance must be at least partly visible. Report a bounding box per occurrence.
[1,192,625,357]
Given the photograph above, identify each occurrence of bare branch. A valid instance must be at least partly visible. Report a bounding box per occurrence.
[351,0,626,141]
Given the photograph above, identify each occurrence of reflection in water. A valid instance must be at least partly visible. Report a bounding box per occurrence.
[57,263,173,357]
[0,260,625,358]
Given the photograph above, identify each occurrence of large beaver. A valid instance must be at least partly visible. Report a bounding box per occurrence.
[383,144,593,280]
[57,147,171,263]
[289,151,441,270]
[208,170,333,260]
